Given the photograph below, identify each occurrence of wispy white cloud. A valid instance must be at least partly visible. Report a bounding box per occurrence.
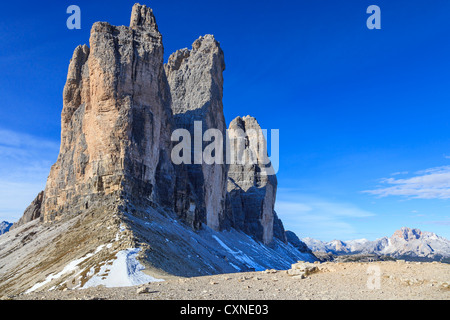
[275,189,376,241]
[0,128,59,150]
[0,128,59,222]
[363,165,450,199]
[391,171,408,176]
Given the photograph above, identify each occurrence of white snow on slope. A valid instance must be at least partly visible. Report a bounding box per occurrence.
[212,235,264,271]
[26,244,106,293]
[83,248,163,288]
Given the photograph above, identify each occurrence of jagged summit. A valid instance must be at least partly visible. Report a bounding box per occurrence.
[393,227,426,241]
[0,4,316,296]
[166,34,224,73]
[129,3,159,31]
[0,221,12,235]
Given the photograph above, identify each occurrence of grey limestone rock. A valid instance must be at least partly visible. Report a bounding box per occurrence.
[165,35,228,231]
[225,116,282,245]
[285,230,312,254]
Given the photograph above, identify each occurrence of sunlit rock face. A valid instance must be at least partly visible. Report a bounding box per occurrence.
[41,4,176,222]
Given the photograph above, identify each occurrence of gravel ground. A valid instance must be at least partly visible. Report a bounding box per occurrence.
[5,261,449,300]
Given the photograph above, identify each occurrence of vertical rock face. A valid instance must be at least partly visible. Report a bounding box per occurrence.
[165,35,228,231]
[42,4,175,222]
[226,116,285,244]
[273,212,288,242]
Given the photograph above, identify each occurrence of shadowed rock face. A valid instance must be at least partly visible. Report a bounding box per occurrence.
[225,116,285,245]
[165,35,228,231]
[285,231,312,253]
[41,4,176,222]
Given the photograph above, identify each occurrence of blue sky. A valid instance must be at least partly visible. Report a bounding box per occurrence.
[1,0,450,241]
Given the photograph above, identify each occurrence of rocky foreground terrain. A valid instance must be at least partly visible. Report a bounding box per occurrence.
[5,261,449,300]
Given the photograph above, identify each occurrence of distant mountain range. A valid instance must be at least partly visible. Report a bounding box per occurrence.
[0,221,12,235]
[303,227,450,262]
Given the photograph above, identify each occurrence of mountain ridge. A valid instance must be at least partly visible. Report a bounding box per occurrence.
[0,221,12,235]
[303,227,450,262]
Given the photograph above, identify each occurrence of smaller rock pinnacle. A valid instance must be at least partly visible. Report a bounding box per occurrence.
[130,3,159,31]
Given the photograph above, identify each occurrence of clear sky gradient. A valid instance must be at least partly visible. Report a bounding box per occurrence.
[1,0,449,241]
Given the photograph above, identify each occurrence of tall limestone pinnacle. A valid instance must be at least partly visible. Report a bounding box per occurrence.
[42,3,175,222]
[165,34,228,231]
[129,3,159,31]
[226,116,286,244]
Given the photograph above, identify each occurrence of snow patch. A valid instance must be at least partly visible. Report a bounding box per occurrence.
[83,248,163,288]
[26,244,105,294]
[229,262,241,271]
[212,235,264,271]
